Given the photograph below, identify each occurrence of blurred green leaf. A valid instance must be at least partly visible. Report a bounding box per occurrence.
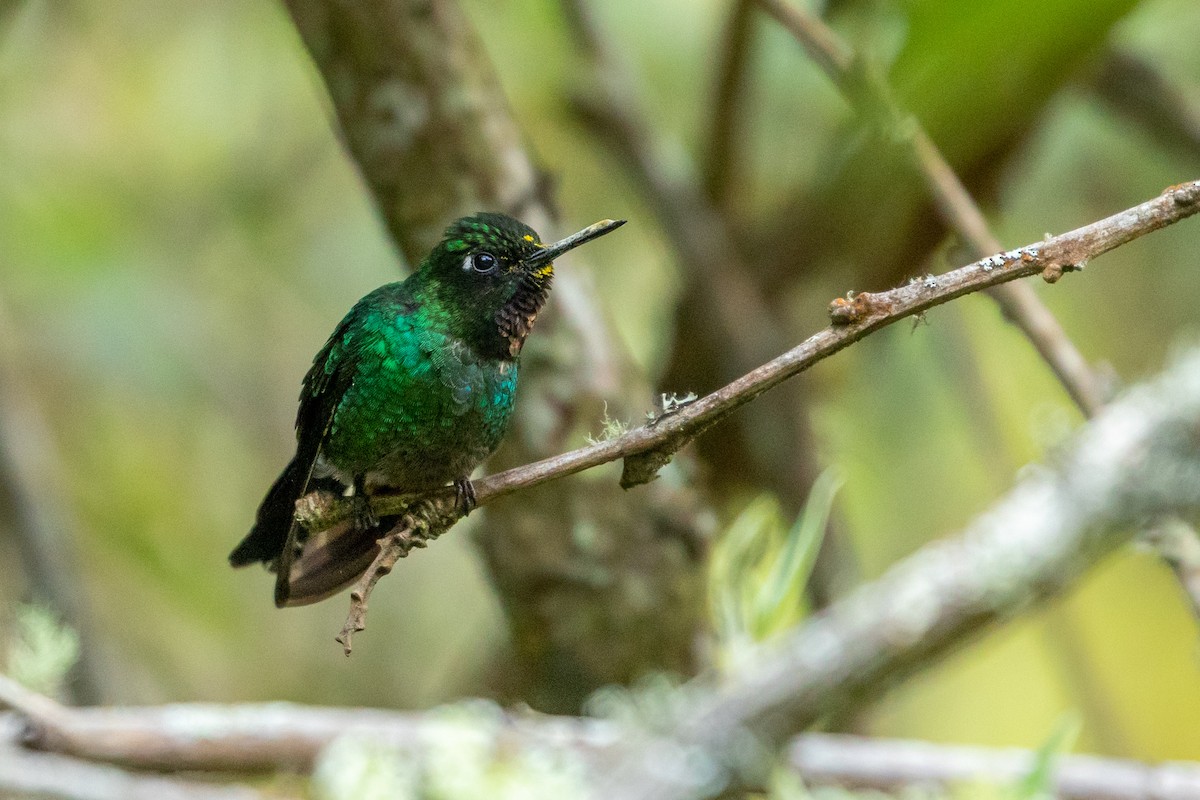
[1012,713,1082,800]
[709,471,841,670]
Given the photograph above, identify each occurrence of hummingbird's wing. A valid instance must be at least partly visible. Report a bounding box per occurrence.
[270,293,393,605]
[230,284,399,605]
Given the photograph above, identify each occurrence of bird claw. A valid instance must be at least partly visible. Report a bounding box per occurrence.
[350,494,379,531]
[454,478,477,517]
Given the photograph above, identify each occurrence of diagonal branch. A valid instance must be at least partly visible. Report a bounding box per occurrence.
[304,181,1199,539]
[600,328,1200,800]
[303,182,1199,645]
[1090,49,1200,164]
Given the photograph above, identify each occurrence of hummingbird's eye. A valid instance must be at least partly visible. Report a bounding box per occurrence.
[471,252,498,274]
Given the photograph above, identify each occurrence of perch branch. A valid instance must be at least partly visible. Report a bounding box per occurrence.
[755,0,1110,416]
[281,0,711,702]
[599,340,1200,800]
[303,180,1200,646]
[305,181,1200,532]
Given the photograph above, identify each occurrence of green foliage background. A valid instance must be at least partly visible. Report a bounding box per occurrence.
[2,0,1199,762]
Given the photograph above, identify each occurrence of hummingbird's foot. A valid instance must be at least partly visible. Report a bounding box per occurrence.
[349,494,380,531]
[454,477,477,517]
[349,476,380,531]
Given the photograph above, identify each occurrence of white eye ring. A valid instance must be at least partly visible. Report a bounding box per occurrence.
[467,252,498,274]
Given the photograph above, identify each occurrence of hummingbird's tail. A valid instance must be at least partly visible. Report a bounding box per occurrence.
[231,453,378,607]
[273,518,393,607]
[229,456,309,568]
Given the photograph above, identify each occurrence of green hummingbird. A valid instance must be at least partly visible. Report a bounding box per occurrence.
[230,213,625,607]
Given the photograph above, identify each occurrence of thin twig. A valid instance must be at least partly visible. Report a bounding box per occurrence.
[334,516,429,655]
[302,182,1199,534]
[755,0,1109,416]
[1143,520,1200,625]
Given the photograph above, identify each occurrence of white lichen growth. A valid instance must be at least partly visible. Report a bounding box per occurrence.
[312,701,592,800]
[5,604,79,698]
[586,402,629,445]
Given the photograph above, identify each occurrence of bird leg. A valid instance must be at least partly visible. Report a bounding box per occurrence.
[350,475,380,531]
[454,477,477,517]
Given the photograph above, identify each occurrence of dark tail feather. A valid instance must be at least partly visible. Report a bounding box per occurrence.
[229,456,309,568]
[276,515,399,607]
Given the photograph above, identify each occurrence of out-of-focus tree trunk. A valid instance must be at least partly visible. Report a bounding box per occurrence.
[280,0,709,711]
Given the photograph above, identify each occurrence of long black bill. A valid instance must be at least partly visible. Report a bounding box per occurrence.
[525,218,626,267]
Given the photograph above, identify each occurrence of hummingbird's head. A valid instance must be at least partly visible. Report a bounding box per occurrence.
[428,212,625,358]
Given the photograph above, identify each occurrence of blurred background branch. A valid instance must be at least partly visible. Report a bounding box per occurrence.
[7,686,1200,800]
[602,343,1200,800]
[1090,48,1200,163]
[756,0,1109,417]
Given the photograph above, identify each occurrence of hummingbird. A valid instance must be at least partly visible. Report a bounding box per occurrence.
[230,213,625,607]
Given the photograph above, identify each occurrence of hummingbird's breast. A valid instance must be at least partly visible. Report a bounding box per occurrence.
[320,320,519,491]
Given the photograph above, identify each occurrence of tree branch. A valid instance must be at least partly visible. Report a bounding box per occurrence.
[599,333,1200,800]
[0,716,277,800]
[7,680,1200,800]
[703,0,756,208]
[305,181,1199,537]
